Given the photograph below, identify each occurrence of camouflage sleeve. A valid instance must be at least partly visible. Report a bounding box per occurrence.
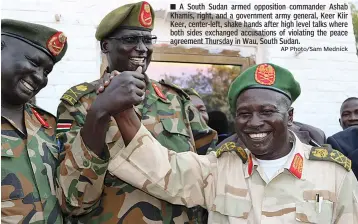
[187,103,218,155]
[56,101,110,216]
[334,171,358,223]
[108,124,218,209]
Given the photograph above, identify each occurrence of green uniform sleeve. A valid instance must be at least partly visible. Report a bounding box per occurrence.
[56,100,110,216]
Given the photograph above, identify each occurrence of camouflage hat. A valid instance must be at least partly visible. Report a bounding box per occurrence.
[1,19,68,63]
[228,63,301,113]
[183,88,202,99]
[96,1,155,41]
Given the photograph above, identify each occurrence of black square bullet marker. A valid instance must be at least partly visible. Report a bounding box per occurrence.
[170,4,176,10]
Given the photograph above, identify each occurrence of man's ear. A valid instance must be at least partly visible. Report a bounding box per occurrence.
[288,107,294,126]
[100,40,110,53]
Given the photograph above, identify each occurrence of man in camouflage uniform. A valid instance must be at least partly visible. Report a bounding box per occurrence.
[183,88,209,125]
[1,19,68,223]
[108,63,358,223]
[56,1,217,223]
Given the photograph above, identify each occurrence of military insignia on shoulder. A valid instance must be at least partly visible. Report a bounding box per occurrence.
[309,146,351,171]
[216,142,248,163]
[159,79,190,100]
[28,104,55,129]
[31,108,51,128]
[60,82,94,106]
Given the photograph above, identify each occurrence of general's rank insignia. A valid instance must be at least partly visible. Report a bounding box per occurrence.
[47,31,67,56]
[309,146,351,171]
[60,82,94,106]
[152,83,167,100]
[216,142,248,163]
[76,85,88,91]
[255,63,276,86]
[289,153,303,179]
[139,1,152,28]
[31,108,50,129]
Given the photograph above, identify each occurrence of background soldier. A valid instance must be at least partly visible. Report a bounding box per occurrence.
[339,97,358,130]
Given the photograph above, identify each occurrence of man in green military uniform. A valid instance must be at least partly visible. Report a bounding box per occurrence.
[183,88,209,125]
[56,1,217,223]
[106,63,358,223]
[1,19,68,223]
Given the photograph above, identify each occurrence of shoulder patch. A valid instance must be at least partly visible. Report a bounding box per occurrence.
[60,82,95,106]
[216,142,248,163]
[159,79,190,100]
[309,145,351,171]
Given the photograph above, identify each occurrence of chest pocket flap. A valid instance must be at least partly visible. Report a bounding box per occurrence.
[296,190,335,223]
[160,118,190,137]
[211,194,252,218]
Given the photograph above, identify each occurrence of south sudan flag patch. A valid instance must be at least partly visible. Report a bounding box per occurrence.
[56,119,72,133]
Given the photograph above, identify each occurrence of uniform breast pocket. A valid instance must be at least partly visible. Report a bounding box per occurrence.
[296,200,334,224]
[1,173,25,201]
[1,172,27,218]
[159,118,192,152]
[211,196,252,222]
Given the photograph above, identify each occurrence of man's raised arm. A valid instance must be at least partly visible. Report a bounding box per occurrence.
[109,108,218,209]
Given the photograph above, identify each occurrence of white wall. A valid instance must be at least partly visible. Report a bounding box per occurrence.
[2,0,358,136]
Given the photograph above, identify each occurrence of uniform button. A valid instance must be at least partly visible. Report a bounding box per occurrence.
[83,160,90,167]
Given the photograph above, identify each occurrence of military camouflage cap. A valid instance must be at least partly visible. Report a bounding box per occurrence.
[183,88,202,99]
[228,63,301,113]
[1,19,68,63]
[96,1,155,40]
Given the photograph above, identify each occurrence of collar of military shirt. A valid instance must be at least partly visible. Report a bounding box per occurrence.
[30,107,51,129]
[147,80,170,103]
[134,80,170,119]
[244,131,306,181]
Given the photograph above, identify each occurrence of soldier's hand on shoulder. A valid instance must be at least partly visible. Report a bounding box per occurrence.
[95,66,145,115]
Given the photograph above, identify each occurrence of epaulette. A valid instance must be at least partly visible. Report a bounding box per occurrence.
[60,82,95,106]
[216,142,248,163]
[309,145,351,171]
[158,79,190,100]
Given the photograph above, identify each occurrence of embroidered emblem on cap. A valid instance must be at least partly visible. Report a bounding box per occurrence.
[47,32,67,56]
[139,1,152,28]
[289,153,303,179]
[254,64,276,86]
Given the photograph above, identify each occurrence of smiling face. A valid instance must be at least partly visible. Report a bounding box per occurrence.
[1,36,53,105]
[101,28,153,73]
[235,88,292,159]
